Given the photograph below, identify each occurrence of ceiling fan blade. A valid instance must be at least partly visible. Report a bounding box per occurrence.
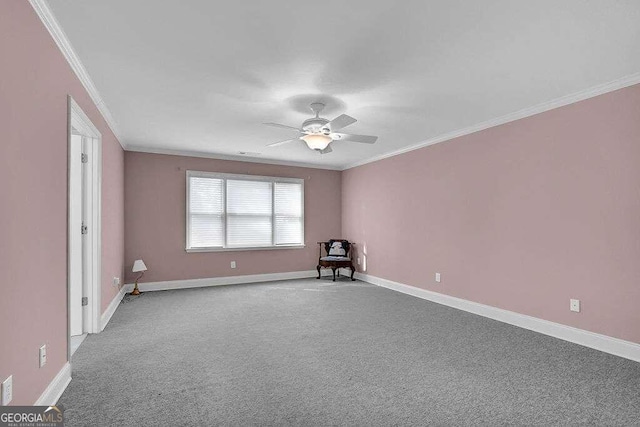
[319,145,333,154]
[333,133,378,144]
[266,137,300,147]
[326,114,356,131]
[263,122,301,132]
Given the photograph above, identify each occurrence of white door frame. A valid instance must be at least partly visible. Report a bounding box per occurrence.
[68,132,83,337]
[67,96,102,358]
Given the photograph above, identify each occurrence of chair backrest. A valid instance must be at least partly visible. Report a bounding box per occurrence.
[322,239,352,257]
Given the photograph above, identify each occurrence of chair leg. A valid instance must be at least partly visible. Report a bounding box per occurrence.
[337,269,340,277]
[332,267,336,282]
[316,265,321,279]
[350,263,356,281]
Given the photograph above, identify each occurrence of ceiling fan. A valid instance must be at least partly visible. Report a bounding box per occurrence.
[264,103,378,154]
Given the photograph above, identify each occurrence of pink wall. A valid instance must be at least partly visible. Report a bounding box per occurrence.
[342,84,640,344]
[124,152,341,283]
[101,138,125,312]
[0,2,124,405]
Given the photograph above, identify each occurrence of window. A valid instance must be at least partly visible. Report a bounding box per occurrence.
[186,171,304,251]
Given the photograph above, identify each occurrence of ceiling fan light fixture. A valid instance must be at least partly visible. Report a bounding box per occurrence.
[301,134,332,150]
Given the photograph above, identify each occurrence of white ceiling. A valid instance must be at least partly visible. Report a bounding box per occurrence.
[46,0,640,170]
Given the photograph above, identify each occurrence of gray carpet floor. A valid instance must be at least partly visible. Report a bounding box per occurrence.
[58,278,640,426]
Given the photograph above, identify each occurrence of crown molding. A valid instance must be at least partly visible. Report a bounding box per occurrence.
[343,72,640,170]
[125,145,343,171]
[26,0,640,168]
[29,0,124,148]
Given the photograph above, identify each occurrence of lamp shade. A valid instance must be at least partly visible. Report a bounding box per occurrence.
[132,259,147,273]
[301,134,332,150]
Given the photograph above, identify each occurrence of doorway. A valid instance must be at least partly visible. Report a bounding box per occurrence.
[67,97,102,358]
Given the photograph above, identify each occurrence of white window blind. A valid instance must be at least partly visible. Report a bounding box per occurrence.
[274,182,303,245]
[187,171,304,251]
[227,179,273,247]
[188,177,224,248]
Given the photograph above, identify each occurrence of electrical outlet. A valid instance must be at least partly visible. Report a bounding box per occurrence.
[113,277,120,286]
[230,261,236,269]
[570,299,581,313]
[39,344,47,368]
[357,257,361,265]
[1,375,12,406]
[435,273,441,283]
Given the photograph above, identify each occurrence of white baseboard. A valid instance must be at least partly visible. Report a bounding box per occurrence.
[123,269,331,293]
[356,272,640,363]
[34,362,71,406]
[100,286,126,331]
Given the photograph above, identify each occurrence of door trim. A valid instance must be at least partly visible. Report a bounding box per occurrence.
[67,97,102,360]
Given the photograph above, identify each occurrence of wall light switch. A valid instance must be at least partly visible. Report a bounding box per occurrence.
[230,261,236,269]
[113,277,120,286]
[39,345,47,368]
[435,273,441,283]
[357,257,361,265]
[1,375,12,406]
[570,299,580,313]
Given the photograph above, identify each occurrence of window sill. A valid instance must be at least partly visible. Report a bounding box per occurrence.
[186,244,306,253]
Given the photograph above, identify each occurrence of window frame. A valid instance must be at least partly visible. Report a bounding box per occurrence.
[186,170,305,252]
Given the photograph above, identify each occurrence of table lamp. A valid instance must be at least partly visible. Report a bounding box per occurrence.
[131,259,147,295]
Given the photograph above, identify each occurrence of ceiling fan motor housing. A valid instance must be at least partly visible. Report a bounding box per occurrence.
[302,117,331,134]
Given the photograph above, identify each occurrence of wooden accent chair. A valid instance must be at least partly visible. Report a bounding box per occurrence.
[316,239,356,281]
